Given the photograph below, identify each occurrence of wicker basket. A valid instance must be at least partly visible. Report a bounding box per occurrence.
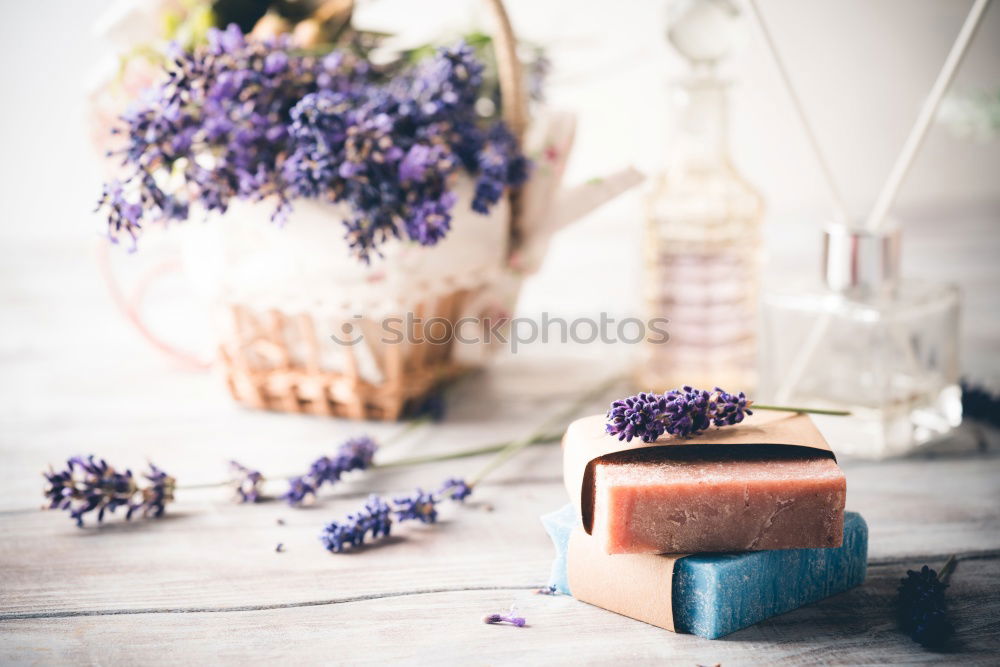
[216,0,529,420]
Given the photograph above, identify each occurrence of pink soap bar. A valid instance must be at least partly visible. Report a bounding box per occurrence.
[592,445,846,554]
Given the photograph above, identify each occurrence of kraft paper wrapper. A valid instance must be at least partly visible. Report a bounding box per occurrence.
[568,526,684,631]
[563,411,836,633]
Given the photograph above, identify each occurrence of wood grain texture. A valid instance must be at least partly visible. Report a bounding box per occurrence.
[1,558,997,665]
[2,346,1000,662]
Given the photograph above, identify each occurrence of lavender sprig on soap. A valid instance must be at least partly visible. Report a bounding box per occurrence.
[606,385,848,442]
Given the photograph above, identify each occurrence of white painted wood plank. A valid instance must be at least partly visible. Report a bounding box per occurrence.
[1,557,996,665]
[2,453,999,618]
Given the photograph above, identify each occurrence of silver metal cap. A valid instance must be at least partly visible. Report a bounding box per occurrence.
[823,223,901,295]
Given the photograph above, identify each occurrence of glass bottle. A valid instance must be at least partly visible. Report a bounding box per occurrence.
[640,75,764,392]
[760,223,962,459]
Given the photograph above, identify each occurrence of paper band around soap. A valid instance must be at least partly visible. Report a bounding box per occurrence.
[563,411,836,633]
[562,411,836,535]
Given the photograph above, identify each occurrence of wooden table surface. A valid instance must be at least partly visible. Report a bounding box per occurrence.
[1,346,999,665]
[2,210,999,665]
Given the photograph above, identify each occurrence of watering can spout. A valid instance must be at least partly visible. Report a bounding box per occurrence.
[513,110,644,272]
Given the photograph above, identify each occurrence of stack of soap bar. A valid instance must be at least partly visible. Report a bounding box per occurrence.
[592,445,846,554]
[541,504,868,639]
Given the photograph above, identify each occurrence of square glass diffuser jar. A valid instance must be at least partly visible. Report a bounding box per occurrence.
[760,225,962,459]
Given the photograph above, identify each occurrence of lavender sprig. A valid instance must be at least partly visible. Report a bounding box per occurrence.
[605,386,849,443]
[282,436,377,506]
[229,460,265,503]
[898,557,956,648]
[320,478,470,553]
[42,456,175,527]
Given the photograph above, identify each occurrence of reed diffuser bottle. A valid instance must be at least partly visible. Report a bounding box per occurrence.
[640,0,764,391]
[761,224,961,459]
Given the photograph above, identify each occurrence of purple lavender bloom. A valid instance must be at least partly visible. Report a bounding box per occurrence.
[319,477,466,553]
[42,456,173,527]
[398,144,434,183]
[605,386,754,442]
[605,391,670,443]
[483,607,526,627]
[282,436,378,506]
[706,387,752,428]
[282,475,317,506]
[98,31,530,264]
[229,460,265,503]
[393,489,439,524]
[438,478,472,502]
[132,463,176,520]
[320,494,392,553]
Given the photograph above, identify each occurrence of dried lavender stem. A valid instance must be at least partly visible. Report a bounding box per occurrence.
[938,554,958,584]
[750,403,851,417]
[468,375,624,487]
[376,432,562,469]
[176,431,563,491]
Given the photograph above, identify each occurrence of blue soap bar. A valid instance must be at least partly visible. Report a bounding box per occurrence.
[540,504,868,639]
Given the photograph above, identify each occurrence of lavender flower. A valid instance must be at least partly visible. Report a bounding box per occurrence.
[483,607,526,627]
[898,563,955,648]
[605,391,669,443]
[229,460,265,503]
[320,495,393,553]
[393,489,439,524]
[319,477,470,553]
[438,477,473,501]
[282,436,378,506]
[605,386,754,442]
[42,456,174,527]
[99,29,529,263]
[135,463,176,520]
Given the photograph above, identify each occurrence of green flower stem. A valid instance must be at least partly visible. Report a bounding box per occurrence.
[375,431,563,469]
[176,429,563,491]
[750,403,852,417]
[939,554,958,584]
[468,375,625,488]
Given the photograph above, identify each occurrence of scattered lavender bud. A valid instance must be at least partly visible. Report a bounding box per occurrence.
[42,456,174,527]
[282,436,378,506]
[483,607,526,627]
[275,543,285,553]
[535,585,557,596]
[606,386,754,442]
[276,518,286,526]
[229,460,265,503]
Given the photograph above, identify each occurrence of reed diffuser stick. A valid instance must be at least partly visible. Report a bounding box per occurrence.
[865,0,992,232]
[746,0,850,223]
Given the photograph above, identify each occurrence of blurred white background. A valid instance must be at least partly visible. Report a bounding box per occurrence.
[0,0,997,423]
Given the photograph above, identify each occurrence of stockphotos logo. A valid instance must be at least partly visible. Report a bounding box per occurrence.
[330,313,670,353]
